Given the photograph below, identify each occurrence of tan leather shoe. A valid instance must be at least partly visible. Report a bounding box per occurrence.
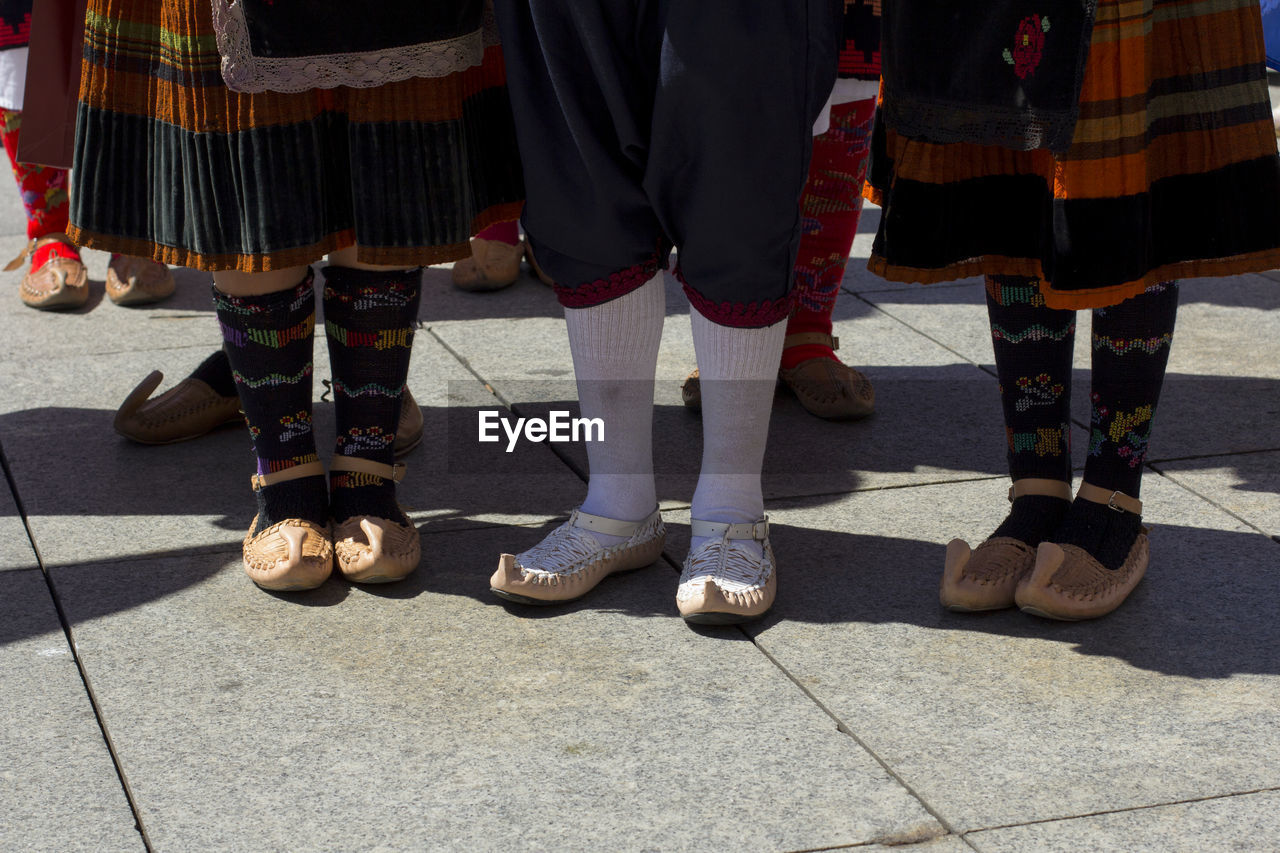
[452,238,523,292]
[394,387,423,457]
[329,457,420,583]
[676,518,775,624]
[243,462,333,591]
[105,254,176,305]
[681,369,702,410]
[491,507,665,604]
[8,235,88,311]
[777,334,874,420]
[1015,484,1148,620]
[114,370,242,444]
[939,478,1073,611]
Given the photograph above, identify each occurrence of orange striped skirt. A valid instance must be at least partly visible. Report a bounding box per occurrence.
[868,0,1280,309]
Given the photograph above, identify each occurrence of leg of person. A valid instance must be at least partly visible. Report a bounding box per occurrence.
[651,0,839,624]
[941,275,1077,611]
[213,266,332,591]
[0,108,86,310]
[779,96,877,420]
[488,0,675,605]
[320,247,423,583]
[1017,281,1179,620]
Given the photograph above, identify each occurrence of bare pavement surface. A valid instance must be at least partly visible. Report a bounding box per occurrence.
[2,176,1280,849]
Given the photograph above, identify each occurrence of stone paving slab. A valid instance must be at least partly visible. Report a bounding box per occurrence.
[966,790,1280,852]
[0,570,141,852]
[1155,450,1280,540]
[662,473,1280,833]
[53,530,942,852]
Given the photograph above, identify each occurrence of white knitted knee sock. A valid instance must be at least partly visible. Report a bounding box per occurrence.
[689,310,786,558]
[564,275,665,545]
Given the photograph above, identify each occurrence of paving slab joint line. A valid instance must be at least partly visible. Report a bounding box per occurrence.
[1145,462,1277,540]
[954,783,1280,839]
[784,829,972,852]
[744,632,966,841]
[0,438,155,851]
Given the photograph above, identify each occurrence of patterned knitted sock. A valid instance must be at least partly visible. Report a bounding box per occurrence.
[213,271,326,532]
[564,275,665,546]
[985,275,1076,544]
[783,98,875,370]
[322,265,423,524]
[690,311,787,559]
[2,109,74,265]
[189,349,238,398]
[1055,281,1179,569]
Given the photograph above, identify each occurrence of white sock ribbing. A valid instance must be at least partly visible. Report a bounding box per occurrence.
[564,275,665,543]
[689,310,786,557]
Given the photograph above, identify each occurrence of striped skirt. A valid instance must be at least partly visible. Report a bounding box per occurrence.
[68,1,524,272]
[868,0,1280,309]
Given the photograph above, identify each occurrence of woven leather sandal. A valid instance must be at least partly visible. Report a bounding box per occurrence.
[940,478,1073,612]
[105,254,175,305]
[114,370,242,444]
[491,507,665,604]
[329,457,421,584]
[777,333,875,421]
[9,235,88,311]
[452,239,523,292]
[677,517,775,625]
[1015,483,1149,620]
[243,462,332,591]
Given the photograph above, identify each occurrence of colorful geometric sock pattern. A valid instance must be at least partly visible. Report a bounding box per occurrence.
[1054,281,1177,571]
[784,97,876,370]
[1,109,76,267]
[321,265,422,524]
[1083,280,1179,498]
[985,275,1077,544]
[213,270,326,531]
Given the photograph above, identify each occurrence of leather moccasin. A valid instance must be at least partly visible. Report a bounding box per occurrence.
[452,238,523,292]
[243,462,333,591]
[1015,534,1149,620]
[940,537,1036,611]
[939,478,1073,611]
[776,333,873,420]
[491,507,665,604]
[9,235,88,311]
[106,254,175,305]
[1015,483,1149,620]
[778,357,875,420]
[114,370,242,445]
[677,518,775,625]
[330,457,421,584]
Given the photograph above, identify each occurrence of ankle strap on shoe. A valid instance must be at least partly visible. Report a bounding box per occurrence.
[329,456,405,483]
[4,234,80,272]
[569,507,659,538]
[783,333,838,351]
[251,460,326,491]
[1008,478,1073,502]
[690,517,769,541]
[1077,482,1142,515]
